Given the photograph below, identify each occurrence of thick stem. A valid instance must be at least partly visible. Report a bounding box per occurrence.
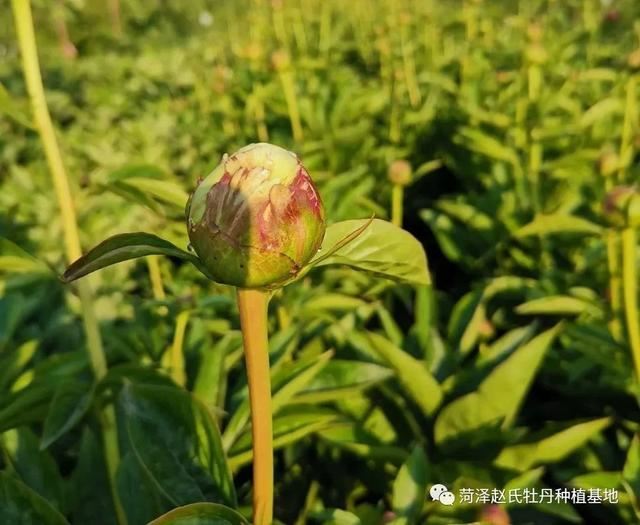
[11,2,125,523]
[622,228,640,382]
[236,289,273,525]
[391,184,404,227]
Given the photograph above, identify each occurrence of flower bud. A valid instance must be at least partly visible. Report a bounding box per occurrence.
[479,504,510,525]
[527,22,543,43]
[388,160,413,187]
[271,49,290,71]
[602,185,640,228]
[186,143,325,289]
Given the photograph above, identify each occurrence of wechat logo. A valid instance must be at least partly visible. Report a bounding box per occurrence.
[430,484,455,506]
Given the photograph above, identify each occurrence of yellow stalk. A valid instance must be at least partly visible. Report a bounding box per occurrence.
[11,1,125,523]
[391,185,404,227]
[236,289,273,525]
[167,310,189,387]
[608,231,624,342]
[622,228,640,382]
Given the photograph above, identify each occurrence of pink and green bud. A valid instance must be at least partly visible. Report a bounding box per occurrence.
[186,143,325,289]
[388,160,413,187]
[479,505,510,525]
[603,185,640,228]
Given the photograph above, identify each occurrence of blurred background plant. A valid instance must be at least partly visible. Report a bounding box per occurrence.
[1,0,640,524]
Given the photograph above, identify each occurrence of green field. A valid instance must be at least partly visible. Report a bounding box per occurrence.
[1,1,640,524]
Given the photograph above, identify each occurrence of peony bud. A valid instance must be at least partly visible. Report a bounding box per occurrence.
[271,49,290,71]
[186,143,325,289]
[527,22,543,42]
[479,504,510,525]
[388,160,413,187]
[602,185,640,228]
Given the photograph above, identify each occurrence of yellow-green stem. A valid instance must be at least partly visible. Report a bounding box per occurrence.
[108,0,122,37]
[622,228,640,382]
[11,1,125,523]
[608,231,624,341]
[279,70,304,143]
[619,76,637,185]
[318,0,331,59]
[400,22,420,108]
[391,184,404,227]
[146,255,168,316]
[236,289,273,525]
[147,255,166,301]
[254,88,269,143]
[167,310,189,387]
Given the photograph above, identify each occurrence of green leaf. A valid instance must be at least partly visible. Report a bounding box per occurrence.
[40,382,95,450]
[308,217,374,267]
[310,509,361,525]
[148,503,249,524]
[580,97,624,127]
[391,446,428,524]
[194,333,240,409]
[0,339,38,391]
[0,471,68,525]
[62,233,203,282]
[120,383,236,508]
[448,277,536,355]
[456,127,518,164]
[117,450,167,524]
[228,407,341,468]
[72,429,119,525]
[495,418,612,470]
[109,166,188,208]
[435,325,561,444]
[317,421,407,464]
[222,351,335,451]
[477,324,537,365]
[0,383,53,432]
[515,295,603,317]
[311,219,430,285]
[3,428,65,514]
[514,214,602,237]
[366,332,442,415]
[0,83,34,129]
[623,434,640,514]
[295,359,393,404]
[0,238,51,275]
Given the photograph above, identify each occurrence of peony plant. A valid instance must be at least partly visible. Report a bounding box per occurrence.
[64,142,430,524]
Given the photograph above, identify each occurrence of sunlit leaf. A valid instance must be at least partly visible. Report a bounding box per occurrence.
[147,503,249,524]
[62,233,204,282]
[311,219,430,285]
[435,325,562,444]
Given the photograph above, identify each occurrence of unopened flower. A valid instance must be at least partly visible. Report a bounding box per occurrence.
[388,160,413,187]
[479,504,510,525]
[602,185,640,228]
[186,143,325,289]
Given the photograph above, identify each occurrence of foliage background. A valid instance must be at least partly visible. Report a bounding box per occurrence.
[1,0,640,524]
